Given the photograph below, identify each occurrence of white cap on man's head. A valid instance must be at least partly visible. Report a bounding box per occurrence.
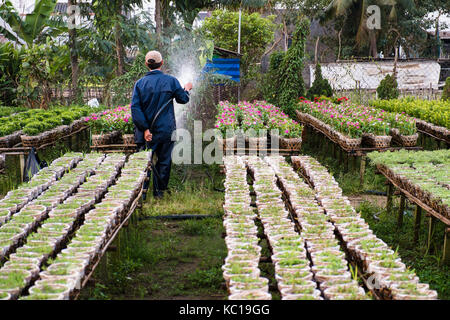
[145,50,163,64]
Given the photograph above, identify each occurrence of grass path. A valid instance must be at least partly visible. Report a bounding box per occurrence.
[79,164,227,300]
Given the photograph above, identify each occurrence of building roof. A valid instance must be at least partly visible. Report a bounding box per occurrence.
[214,46,242,57]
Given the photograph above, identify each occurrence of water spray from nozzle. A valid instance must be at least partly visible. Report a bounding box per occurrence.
[177,65,197,90]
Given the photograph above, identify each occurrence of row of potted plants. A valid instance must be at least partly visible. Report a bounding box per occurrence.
[0,153,107,261]
[368,150,449,220]
[0,106,28,119]
[216,101,303,151]
[0,106,103,149]
[84,105,135,146]
[263,156,368,300]
[21,151,150,300]
[0,153,125,300]
[0,152,84,227]
[246,156,321,300]
[369,98,449,136]
[292,155,438,300]
[296,98,418,149]
[222,156,271,300]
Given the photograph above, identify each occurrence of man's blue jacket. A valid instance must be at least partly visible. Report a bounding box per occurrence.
[131,70,190,143]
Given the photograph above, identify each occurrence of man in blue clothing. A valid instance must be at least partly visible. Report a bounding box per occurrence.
[131,50,193,199]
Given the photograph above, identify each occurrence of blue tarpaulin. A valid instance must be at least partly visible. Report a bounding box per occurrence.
[203,58,240,82]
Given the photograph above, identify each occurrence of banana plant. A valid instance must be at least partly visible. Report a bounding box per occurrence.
[0,0,66,47]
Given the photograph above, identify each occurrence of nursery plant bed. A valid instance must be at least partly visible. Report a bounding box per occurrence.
[222,147,301,156]
[72,185,145,300]
[291,155,439,298]
[298,111,422,155]
[0,126,89,155]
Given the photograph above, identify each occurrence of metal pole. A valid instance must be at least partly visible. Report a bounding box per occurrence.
[238,7,242,55]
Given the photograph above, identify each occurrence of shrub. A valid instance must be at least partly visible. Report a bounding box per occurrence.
[277,17,310,118]
[0,105,106,138]
[376,74,399,100]
[263,51,286,104]
[0,43,22,106]
[370,98,450,129]
[307,63,333,100]
[442,77,450,101]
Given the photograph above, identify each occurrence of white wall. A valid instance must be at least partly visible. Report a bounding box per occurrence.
[311,61,442,90]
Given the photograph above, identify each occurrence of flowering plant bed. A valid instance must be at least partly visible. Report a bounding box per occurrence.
[85,105,134,146]
[297,98,417,148]
[368,150,450,220]
[291,155,438,300]
[216,101,302,151]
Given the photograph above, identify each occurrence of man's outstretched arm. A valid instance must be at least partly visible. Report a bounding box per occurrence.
[173,79,191,104]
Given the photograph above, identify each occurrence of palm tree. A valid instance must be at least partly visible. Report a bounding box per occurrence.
[91,0,143,75]
[322,0,415,57]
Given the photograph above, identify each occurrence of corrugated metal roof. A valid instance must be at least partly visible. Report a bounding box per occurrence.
[203,58,240,82]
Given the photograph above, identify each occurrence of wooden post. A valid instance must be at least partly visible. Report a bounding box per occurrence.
[397,194,405,229]
[426,216,435,255]
[19,153,25,182]
[99,251,108,281]
[68,132,73,150]
[443,228,450,266]
[413,205,422,244]
[343,153,349,173]
[359,155,366,187]
[386,183,393,214]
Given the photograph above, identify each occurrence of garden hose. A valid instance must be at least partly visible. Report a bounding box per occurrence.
[364,190,387,196]
[141,98,174,196]
[204,166,225,193]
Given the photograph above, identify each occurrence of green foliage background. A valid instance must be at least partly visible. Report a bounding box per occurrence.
[201,10,276,84]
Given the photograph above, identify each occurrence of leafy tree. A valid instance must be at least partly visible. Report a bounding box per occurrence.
[0,43,23,106]
[263,51,285,103]
[277,17,309,117]
[322,0,415,57]
[77,4,154,83]
[90,0,143,75]
[109,54,148,105]
[201,10,275,82]
[17,41,70,108]
[307,63,333,100]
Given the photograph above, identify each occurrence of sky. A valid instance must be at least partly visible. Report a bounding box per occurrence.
[8,0,155,15]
